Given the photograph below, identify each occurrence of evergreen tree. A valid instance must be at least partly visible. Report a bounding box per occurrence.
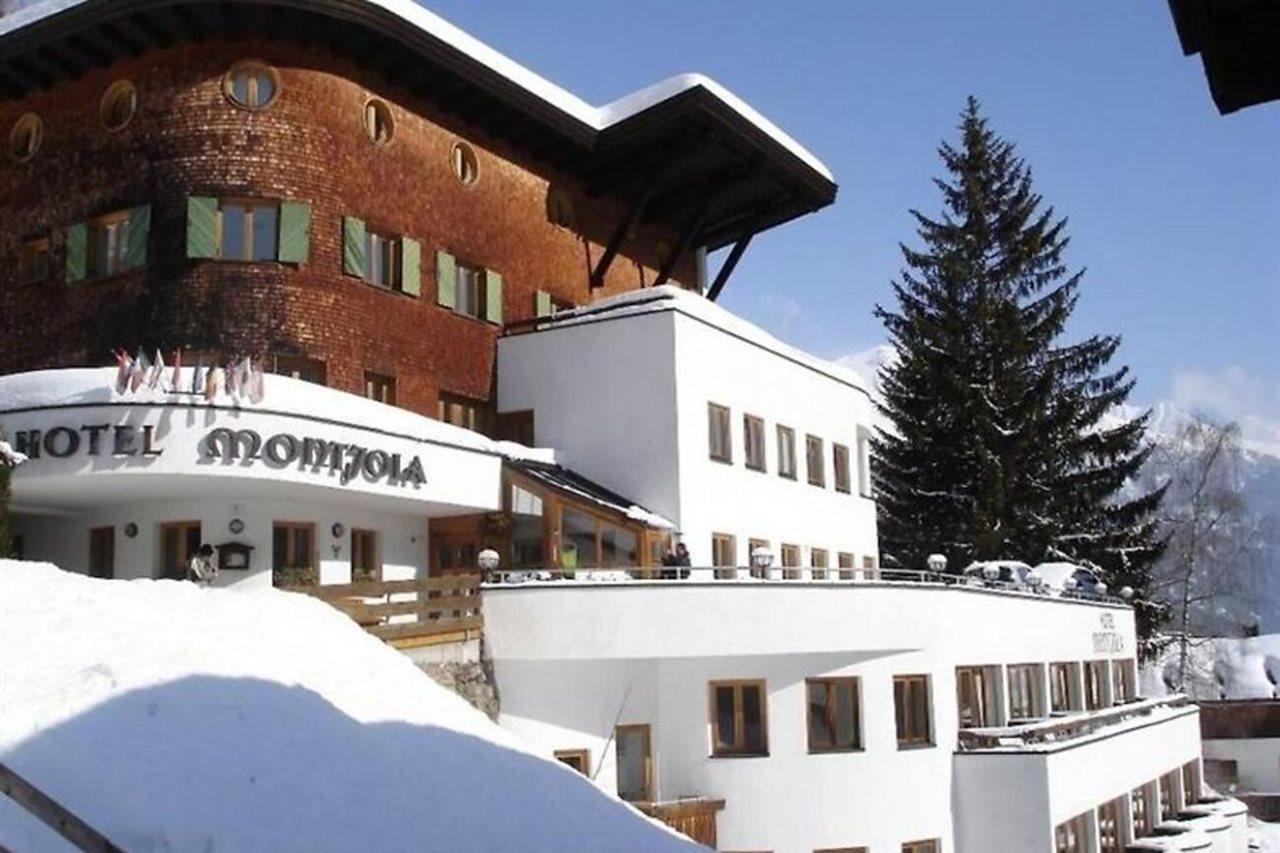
[872,98,1167,640]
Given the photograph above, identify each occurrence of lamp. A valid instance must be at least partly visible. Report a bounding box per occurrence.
[477,548,500,576]
[1119,586,1134,601]
[981,563,1000,582]
[1025,569,1042,590]
[927,553,947,573]
[750,546,775,570]
[1063,576,1078,592]
[1095,581,1109,597]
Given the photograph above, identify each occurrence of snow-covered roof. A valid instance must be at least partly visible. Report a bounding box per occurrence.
[509,459,674,530]
[530,285,871,397]
[0,0,832,182]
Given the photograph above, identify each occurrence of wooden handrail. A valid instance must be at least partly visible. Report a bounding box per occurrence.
[0,761,124,852]
[286,575,483,647]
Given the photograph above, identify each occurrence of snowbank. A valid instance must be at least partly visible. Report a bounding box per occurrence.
[1140,634,1279,700]
[0,561,697,852]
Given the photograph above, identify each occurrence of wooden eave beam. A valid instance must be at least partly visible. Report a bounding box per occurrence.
[35,45,82,80]
[129,12,176,49]
[7,58,52,90]
[654,195,714,287]
[96,23,144,58]
[705,233,752,302]
[590,186,655,289]
[66,35,114,69]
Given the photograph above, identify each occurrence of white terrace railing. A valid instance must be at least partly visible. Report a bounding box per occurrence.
[956,695,1195,751]
[482,566,1128,604]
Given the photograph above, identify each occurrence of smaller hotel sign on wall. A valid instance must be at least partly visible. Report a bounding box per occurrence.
[1092,611,1125,654]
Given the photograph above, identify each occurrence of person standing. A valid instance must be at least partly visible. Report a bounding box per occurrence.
[187,544,217,587]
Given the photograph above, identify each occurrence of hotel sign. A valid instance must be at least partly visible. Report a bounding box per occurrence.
[1092,611,1124,653]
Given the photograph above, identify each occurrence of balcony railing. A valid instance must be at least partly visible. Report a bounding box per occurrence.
[956,695,1195,751]
[286,575,483,648]
[633,797,725,847]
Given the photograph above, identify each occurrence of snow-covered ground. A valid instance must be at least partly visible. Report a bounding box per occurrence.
[0,561,698,852]
[1140,634,1279,700]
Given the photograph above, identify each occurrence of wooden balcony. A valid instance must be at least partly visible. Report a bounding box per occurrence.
[287,575,483,649]
[633,797,725,848]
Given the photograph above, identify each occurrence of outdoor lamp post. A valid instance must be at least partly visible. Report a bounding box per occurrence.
[1095,581,1109,598]
[1119,586,1134,601]
[982,563,1001,583]
[1025,568,1043,592]
[1063,575,1078,595]
[926,553,947,576]
[477,548,500,583]
[750,546,775,579]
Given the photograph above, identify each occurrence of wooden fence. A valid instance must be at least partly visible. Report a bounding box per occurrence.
[634,798,725,848]
[288,574,483,649]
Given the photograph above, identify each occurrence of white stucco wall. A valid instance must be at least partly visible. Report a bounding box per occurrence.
[1203,737,1280,791]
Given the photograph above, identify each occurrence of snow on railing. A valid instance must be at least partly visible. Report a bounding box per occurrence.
[956,695,1194,751]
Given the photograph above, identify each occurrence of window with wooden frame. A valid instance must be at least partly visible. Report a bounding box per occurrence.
[781,543,801,580]
[712,533,737,579]
[901,840,939,853]
[776,424,796,479]
[455,261,485,318]
[364,227,400,289]
[554,749,590,776]
[1055,810,1093,853]
[1007,663,1045,720]
[1130,783,1153,837]
[709,680,768,756]
[100,79,137,131]
[351,529,380,583]
[1084,660,1108,710]
[509,482,545,569]
[188,197,308,266]
[806,434,825,487]
[748,538,770,579]
[955,665,998,728]
[272,521,315,587]
[223,60,278,110]
[88,526,114,580]
[438,392,492,436]
[893,675,933,748]
[270,354,326,385]
[451,141,479,185]
[810,547,829,580]
[833,443,852,493]
[1112,658,1136,703]
[159,521,201,581]
[743,414,766,471]
[364,98,394,145]
[435,251,500,323]
[8,111,41,162]
[1159,770,1181,820]
[216,199,279,262]
[708,403,732,463]
[1097,795,1126,853]
[19,237,49,283]
[364,371,395,405]
[615,724,651,802]
[837,552,855,580]
[856,427,873,497]
[1050,662,1079,713]
[1182,760,1200,805]
[807,677,862,752]
[87,208,146,278]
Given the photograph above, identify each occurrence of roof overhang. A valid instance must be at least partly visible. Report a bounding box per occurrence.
[0,0,837,250]
[1167,0,1280,114]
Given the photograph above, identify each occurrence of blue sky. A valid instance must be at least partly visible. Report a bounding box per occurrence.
[427,0,1278,433]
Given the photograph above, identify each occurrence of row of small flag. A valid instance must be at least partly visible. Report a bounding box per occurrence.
[112,349,266,403]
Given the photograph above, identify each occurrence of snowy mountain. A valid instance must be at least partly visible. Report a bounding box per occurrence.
[834,344,1280,631]
[0,561,699,852]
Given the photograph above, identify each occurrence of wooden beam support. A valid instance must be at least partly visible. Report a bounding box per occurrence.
[706,233,752,302]
[36,45,83,79]
[97,23,144,58]
[130,11,176,49]
[590,186,654,289]
[66,34,113,68]
[654,195,714,287]
[7,58,52,90]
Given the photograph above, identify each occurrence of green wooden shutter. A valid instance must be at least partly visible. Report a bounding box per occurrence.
[485,269,503,325]
[277,201,311,264]
[342,216,366,278]
[436,250,456,309]
[534,289,552,318]
[65,222,87,283]
[400,237,421,297]
[124,204,150,270]
[186,196,218,259]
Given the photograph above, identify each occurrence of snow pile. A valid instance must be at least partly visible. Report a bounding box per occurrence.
[0,561,697,852]
[0,438,26,467]
[1140,634,1279,700]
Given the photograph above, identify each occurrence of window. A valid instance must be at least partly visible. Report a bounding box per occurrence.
[708,403,732,463]
[862,555,878,578]
[748,538,770,579]
[743,414,766,471]
[781,543,801,580]
[894,675,932,747]
[1131,783,1153,837]
[833,443,851,493]
[817,848,867,853]
[364,371,395,405]
[838,552,855,580]
[560,507,596,569]
[509,483,544,568]
[810,547,829,580]
[100,79,137,131]
[351,529,380,583]
[710,680,768,756]
[712,533,736,579]
[777,425,796,479]
[88,210,137,278]
[159,521,201,581]
[1182,760,1200,805]
[216,200,279,262]
[8,112,41,162]
[1084,660,1108,710]
[455,262,484,318]
[224,60,278,110]
[902,841,939,853]
[363,98,394,145]
[1055,811,1093,853]
[1050,662,1078,713]
[88,527,114,580]
[438,392,491,435]
[1112,658,1136,703]
[1007,663,1045,720]
[1159,770,1181,820]
[807,677,861,752]
[19,238,49,283]
[451,141,478,185]
[856,427,873,497]
[364,229,399,288]
[806,435,825,486]
[600,524,638,568]
[554,749,589,775]
[955,666,998,728]
[615,724,651,801]
[1097,796,1126,853]
[271,355,326,385]
[272,521,315,586]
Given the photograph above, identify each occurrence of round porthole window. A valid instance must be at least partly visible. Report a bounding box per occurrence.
[8,112,42,162]
[223,60,279,110]
[100,79,138,131]
[363,98,394,146]
[451,141,478,186]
